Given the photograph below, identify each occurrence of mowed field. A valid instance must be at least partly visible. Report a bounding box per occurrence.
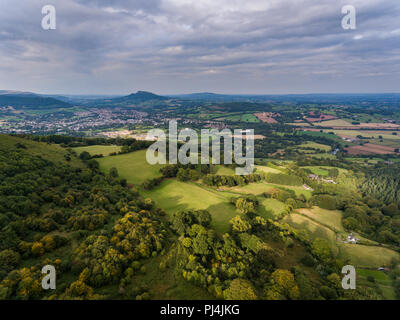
[228,181,312,199]
[287,122,312,127]
[357,269,393,285]
[259,198,286,218]
[254,112,279,124]
[142,179,288,232]
[142,180,238,233]
[255,165,283,174]
[339,244,400,268]
[323,129,400,140]
[303,166,330,176]
[345,143,396,155]
[284,213,339,254]
[97,149,164,185]
[317,119,355,127]
[297,207,344,232]
[216,113,260,123]
[296,141,332,152]
[73,145,122,156]
[214,165,236,175]
[304,114,338,122]
[315,119,400,130]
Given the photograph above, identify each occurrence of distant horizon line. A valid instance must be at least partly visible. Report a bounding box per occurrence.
[2,89,400,97]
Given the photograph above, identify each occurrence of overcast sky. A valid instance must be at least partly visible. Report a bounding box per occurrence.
[0,0,399,95]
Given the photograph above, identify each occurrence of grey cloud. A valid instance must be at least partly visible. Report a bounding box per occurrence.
[0,0,399,94]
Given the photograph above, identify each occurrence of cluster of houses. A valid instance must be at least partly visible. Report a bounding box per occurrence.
[307,174,337,184]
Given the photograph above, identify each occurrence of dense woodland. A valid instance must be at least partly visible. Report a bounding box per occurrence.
[0,138,166,299]
[170,209,381,300]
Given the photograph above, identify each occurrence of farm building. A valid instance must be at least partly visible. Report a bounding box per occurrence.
[346,233,360,244]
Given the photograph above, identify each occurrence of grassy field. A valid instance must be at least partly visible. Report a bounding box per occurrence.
[318,119,355,127]
[378,284,397,300]
[255,165,282,174]
[142,180,238,233]
[343,113,384,123]
[284,213,339,255]
[321,129,400,150]
[229,182,273,196]
[230,182,308,197]
[298,130,343,142]
[303,166,330,176]
[229,182,312,199]
[376,139,400,148]
[259,198,286,218]
[309,153,336,159]
[357,269,393,285]
[73,145,122,156]
[265,183,313,199]
[240,114,260,122]
[287,122,311,127]
[297,207,345,233]
[347,158,381,165]
[297,141,332,152]
[97,149,164,185]
[141,177,292,232]
[217,113,260,123]
[339,244,400,268]
[214,165,236,175]
[323,129,400,140]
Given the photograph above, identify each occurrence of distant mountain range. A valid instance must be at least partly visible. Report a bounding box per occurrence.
[0,90,37,96]
[2,90,400,109]
[0,90,171,109]
[0,91,71,109]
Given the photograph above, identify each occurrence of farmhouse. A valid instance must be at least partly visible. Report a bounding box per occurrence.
[342,137,357,142]
[346,233,360,244]
[331,148,340,155]
[321,178,337,184]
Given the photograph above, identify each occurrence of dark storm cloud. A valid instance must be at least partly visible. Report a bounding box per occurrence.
[0,0,399,94]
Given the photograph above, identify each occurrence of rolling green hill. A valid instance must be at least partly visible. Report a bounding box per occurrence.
[96,149,164,185]
[0,135,82,167]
